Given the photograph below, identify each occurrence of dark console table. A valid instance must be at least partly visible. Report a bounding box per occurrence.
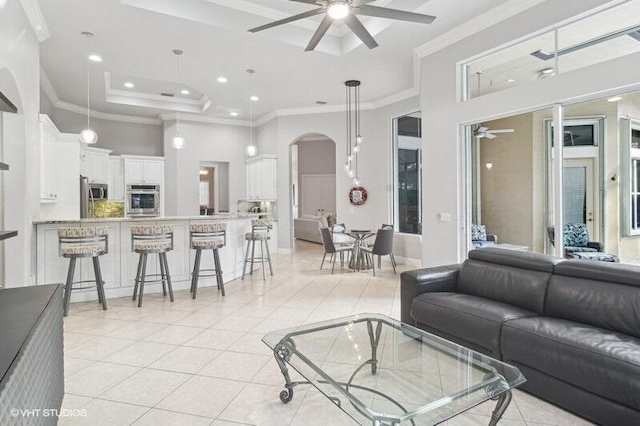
[0,285,64,425]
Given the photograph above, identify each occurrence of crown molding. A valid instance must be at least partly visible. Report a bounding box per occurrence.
[414,0,546,59]
[160,113,252,128]
[41,67,162,125]
[19,0,50,42]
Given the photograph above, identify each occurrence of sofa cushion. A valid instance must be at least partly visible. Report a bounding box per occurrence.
[546,263,640,337]
[502,317,640,410]
[563,223,589,247]
[411,292,537,358]
[471,224,487,241]
[567,252,619,262]
[457,249,562,314]
[564,246,597,253]
[472,240,495,248]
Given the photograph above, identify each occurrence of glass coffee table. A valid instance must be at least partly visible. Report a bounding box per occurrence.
[263,314,525,426]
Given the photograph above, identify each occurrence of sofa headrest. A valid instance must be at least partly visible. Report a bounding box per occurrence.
[468,248,563,273]
[554,260,640,288]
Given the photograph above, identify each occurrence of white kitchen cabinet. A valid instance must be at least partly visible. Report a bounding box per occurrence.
[109,157,125,201]
[246,155,277,199]
[81,147,111,184]
[39,116,58,202]
[123,156,164,185]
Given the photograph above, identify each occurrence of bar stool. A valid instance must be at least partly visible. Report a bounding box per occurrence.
[131,225,174,307]
[59,226,109,317]
[242,219,273,280]
[190,222,227,299]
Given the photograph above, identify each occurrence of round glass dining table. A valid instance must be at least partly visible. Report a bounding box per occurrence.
[345,229,375,271]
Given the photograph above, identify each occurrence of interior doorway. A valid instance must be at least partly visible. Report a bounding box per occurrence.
[563,158,597,237]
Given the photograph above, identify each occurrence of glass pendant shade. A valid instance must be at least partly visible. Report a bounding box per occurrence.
[328,1,349,19]
[344,162,351,172]
[171,134,185,150]
[348,170,355,178]
[246,145,257,157]
[356,135,363,145]
[80,129,98,145]
[353,178,360,186]
[353,146,360,153]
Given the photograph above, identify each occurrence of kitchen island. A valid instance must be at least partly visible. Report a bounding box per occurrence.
[34,215,277,302]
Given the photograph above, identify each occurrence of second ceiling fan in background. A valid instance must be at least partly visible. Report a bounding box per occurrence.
[249,0,437,51]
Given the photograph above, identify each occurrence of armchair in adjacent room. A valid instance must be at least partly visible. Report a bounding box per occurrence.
[547,223,619,262]
[471,224,498,248]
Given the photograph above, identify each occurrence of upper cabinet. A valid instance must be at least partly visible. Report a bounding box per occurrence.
[108,157,125,201]
[246,155,277,200]
[81,147,112,184]
[39,115,81,204]
[122,156,164,185]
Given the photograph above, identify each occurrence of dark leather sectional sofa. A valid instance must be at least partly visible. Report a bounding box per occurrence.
[400,247,640,426]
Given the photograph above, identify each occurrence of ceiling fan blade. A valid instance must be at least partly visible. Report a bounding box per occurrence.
[343,14,379,49]
[289,0,320,4]
[352,0,377,5]
[305,15,333,51]
[485,133,497,140]
[356,5,436,25]
[477,127,488,133]
[489,129,515,134]
[249,8,325,33]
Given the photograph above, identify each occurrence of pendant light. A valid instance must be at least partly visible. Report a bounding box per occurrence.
[80,32,98,145]
[171,49,186,150]
[246,69,258,157]
[344,80,363,186]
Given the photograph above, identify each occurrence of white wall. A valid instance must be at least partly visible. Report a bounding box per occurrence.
[420,0,640,266]
[256,96,420,255]
[0,0,42,287]
[49,108,163,156]
[163,120,250,216]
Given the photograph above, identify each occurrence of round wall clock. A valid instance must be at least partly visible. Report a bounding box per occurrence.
[349,186,368,206]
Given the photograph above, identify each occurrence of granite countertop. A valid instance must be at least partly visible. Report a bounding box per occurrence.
[33,213,276,225]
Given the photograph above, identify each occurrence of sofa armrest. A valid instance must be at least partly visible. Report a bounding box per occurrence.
[486,234,498,244]
[400,265,460,325]
[587,241,603,252]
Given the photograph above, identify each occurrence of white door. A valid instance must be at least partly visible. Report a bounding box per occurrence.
[301,174,336,216]
[563,158,598,238]
[125,159,144,184]
[91,153,108,184]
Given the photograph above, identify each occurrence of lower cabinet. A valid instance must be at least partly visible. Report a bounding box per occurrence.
[35,218,275,302]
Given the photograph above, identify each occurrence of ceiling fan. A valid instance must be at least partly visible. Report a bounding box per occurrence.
[474,126,515,140]
[248,0,436,52]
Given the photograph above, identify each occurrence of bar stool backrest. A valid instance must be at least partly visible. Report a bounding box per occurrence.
[130,224,174,251]
[58,226,109,257]
[190,222,227,248]
[251,219,272,236]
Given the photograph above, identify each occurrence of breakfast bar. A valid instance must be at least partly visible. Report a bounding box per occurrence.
[34,215,277,303]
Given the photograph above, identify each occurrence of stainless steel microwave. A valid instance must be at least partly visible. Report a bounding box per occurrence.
[89,183,108,200]
[126,185,160,217]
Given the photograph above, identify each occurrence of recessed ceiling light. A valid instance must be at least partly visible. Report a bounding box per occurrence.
[607,96,622,103]
[124,82,134,88]
[88,54,102,62]
[507,78,516,83]
[181,89,190,95]
[250,96,259,102]
[217,77,228,83]
[230,112,239,117]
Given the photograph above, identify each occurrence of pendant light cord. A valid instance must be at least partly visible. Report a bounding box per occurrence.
[250,71,254,148]
[85,35,91,130]
[176,51,180,133]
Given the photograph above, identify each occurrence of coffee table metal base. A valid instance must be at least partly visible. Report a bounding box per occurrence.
[271,319,513,426]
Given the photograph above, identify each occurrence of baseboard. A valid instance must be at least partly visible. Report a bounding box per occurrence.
[395,255,422,267]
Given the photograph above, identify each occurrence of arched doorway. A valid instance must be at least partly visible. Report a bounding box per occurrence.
[289,133,337,248]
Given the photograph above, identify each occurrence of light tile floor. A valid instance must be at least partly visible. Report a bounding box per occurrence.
[60,241,594,426]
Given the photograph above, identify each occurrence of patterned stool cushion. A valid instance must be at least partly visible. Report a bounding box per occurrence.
[192,237,225,248]
[251,219,273,227]
[58,226,108,238]
[131,225,173,235]
[190,222,227,233]
[471,224,487,241]
[61,244,105,256]
[245,232,270,241]
[569,251,619,262]
[134,241,172,252]
[565,246,598,254]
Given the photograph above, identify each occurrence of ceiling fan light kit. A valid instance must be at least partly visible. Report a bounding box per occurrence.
[248,0,437,52]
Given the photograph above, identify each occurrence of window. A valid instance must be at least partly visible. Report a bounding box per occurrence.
[392,112,422,235]
[621,119,640,236]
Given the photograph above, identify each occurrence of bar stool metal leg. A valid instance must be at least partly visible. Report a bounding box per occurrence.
[93,256,107,311]
[214,248,225,296]
[133,254,143,301]
[162,252,175,302]
[138,253,147,308]
[63,258,76,317]
[159,254,167,296]
[265,239,274,276]
[242,240,251,279]
[191,248,202,298]
[250,239,256,275]
[260,240,266,280]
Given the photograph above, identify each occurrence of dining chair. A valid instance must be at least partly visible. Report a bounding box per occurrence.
[331,223,351,246]
[361,228,396,276]
[320,227,353,274]
[369,224,394,267]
